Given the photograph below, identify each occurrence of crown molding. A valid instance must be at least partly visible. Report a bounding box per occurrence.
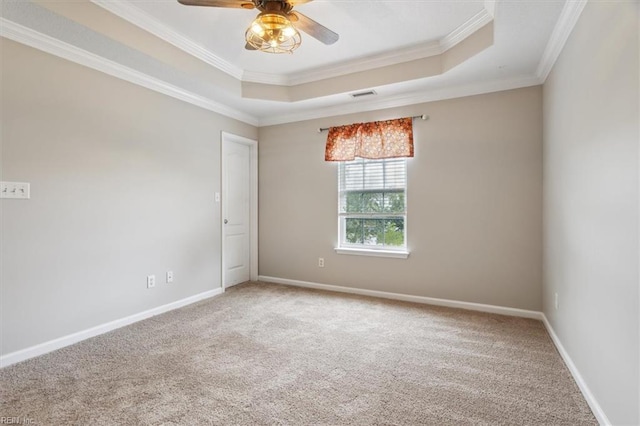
[0,18,259,126]
[242,70,290,86]
[483,0,496,18]
[90,0,244,80]
[89,0,285,87]
[247,4,495,87]
[243,40,442,86]
[440,7,492,52]
[258,74,541,127]
[535,0,587,82]
[284,41,443,87]
[90,0,494,88]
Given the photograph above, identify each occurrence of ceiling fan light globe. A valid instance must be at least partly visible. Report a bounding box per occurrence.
[250,23,264,36]
[245,11,301,54]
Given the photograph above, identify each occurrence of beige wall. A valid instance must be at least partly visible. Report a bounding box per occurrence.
[259,86,543,311]
[543,2,639,425]
[0,39,257,355]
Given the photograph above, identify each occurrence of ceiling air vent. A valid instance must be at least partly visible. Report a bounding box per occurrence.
[350,90,377,98]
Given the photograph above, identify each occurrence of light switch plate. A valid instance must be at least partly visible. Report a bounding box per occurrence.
[1,182,30,199]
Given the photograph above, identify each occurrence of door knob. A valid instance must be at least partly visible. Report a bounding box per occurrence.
[224,219,228,224]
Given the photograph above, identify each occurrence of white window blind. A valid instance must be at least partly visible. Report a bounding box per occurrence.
[338,157,407,250]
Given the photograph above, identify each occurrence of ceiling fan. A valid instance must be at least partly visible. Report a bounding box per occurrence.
[177,0,339,54]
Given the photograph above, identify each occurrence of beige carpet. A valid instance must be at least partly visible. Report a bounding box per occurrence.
[1,282,596,425]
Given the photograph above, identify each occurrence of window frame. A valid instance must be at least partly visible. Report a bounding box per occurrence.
[335,157,410,259]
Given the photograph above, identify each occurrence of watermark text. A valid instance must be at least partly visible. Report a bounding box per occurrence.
[0,417,36,425]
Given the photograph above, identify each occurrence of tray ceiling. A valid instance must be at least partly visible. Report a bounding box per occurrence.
[0,0,575,126]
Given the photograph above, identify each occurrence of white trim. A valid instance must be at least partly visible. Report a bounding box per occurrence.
[335,247,410,259]
[0,288,223,369]
[535,0,587,82]
[241,71,290,86]
[90,0,243,80]
[249,138,259,282]
[0,18,259,127]
[247,5,494,86]
[258,276,543,320]
[282,41,443,87]
[483,0,496,18]
[221,133,259,289]
[440,8,492,52]
[257,275,610,423]
[92,0,493,87]
[1,6,534,129]
[541,315,612,425]
[258,74,541,127]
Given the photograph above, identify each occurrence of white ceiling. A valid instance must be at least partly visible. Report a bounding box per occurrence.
[131,0,487,76]
[0,0,571,126]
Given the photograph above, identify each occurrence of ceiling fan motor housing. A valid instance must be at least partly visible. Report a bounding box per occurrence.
[257,1,294,13]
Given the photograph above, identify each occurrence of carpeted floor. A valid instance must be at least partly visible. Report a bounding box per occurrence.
[1,282,596,425]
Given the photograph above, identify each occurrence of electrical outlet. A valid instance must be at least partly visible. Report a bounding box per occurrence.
[554,292,559,310]
[167,271,174,283]
[318,258,324,268]
[147,275,156,289]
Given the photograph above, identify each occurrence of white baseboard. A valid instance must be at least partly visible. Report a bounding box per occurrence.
[258,275,543,320]
[0,288,223,368]
[1,277,611,425]
[541,315,611,426]
[258,275,610,425]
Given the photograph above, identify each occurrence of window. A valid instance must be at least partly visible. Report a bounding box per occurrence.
[338,157,407,255]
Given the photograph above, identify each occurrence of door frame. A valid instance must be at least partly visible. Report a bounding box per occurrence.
[221,131,258,290]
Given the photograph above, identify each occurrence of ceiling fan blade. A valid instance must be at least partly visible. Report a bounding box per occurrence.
[245,42,257,50]
[290,11,339,45]
[177,0,255,9]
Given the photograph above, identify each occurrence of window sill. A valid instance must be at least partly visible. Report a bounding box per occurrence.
[334,247,410,259]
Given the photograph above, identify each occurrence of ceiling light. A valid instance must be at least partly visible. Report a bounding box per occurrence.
[245,12,301,54]
[250,23,264,36]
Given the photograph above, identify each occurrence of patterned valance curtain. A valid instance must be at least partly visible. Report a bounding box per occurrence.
[325,117,414,161]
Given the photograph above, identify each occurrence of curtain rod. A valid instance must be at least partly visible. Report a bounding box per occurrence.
[317,114,429,133]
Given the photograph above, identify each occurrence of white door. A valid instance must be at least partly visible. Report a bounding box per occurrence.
[222,135,253,288]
